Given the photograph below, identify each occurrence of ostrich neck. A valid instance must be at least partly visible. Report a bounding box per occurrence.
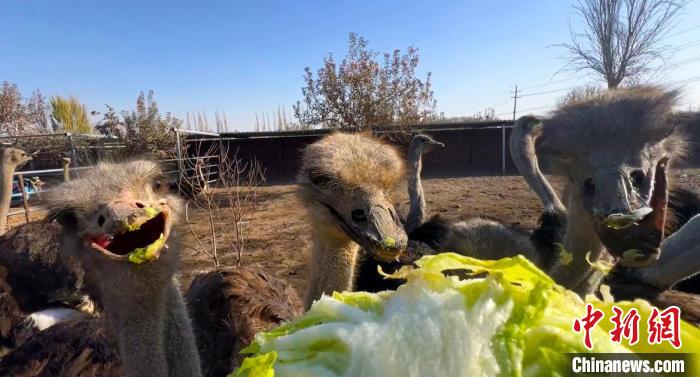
[510,128,564,212]
[97,259,202,377]
[405,150,425,233]
[0,162,16,234]
[104,280,170,377]
[549,189,606,295]
[305,225,359,309]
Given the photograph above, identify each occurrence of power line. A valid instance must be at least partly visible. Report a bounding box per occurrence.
[667,76,700,86]
[519,74,582,91]
[520,84,585,98]
[461,90,513,115]
[494,104,555,118]
[675,39,700,51]
[666,25,700,39]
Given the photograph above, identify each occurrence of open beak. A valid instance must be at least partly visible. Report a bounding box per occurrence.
[597,158,669,267]
[85,208,172,264]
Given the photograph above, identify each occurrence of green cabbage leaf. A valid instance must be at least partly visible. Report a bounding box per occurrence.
[232,253,700,377]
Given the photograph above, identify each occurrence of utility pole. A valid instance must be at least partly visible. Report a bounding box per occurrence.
[503,85,519,175]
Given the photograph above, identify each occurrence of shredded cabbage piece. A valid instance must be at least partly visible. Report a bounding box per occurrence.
[232,253,700,377]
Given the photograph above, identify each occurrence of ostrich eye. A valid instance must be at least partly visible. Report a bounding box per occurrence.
[309,172,332,187]
[351,209,367,223]
[583,178,595,197]
[629,170,645,189]
[154,180,162,189]
[53,209,79,229]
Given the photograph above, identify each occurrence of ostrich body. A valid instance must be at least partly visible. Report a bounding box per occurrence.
[186,267,303,377]
[298,132,408,308]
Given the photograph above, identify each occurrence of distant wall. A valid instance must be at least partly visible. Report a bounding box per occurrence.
[193,117,700,185]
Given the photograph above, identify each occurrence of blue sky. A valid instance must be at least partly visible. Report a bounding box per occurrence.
[2,0,699,131]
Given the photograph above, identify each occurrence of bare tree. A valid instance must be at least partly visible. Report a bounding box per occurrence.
[217,149,265,266]
[562,0,688,88]
[180,141,265,267]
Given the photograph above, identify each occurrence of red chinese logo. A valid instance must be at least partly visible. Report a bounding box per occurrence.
[573,303,604,349]
[609,306,640,345]
[574,304,682,349]
[648,306,682,348]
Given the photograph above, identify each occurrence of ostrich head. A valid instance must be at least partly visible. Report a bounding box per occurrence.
[1,147,32,169]
[409,134,444,156]
[46,160,183,280]
[520,87,684,267]
[298,132,408,262]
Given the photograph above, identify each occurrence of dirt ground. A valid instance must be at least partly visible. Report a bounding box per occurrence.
[176,168,700,298]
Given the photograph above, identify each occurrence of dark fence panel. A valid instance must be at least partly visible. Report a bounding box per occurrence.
[220,134,327,184]
[188,116,700,185]
[204,123,517,184]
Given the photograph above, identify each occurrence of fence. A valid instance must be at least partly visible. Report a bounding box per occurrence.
[0,132,126,171]
[3,129,223,228]
[193,116,700,184]
[194,121,520,184]
[4,115,699,227]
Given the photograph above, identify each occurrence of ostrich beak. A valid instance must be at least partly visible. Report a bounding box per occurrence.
[597,159,669,267]
[324,203,408,262]
[425,138,445,147]
[358,205,408,262]
[86,206,173,264]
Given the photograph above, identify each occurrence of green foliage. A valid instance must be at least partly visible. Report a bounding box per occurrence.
[96,90,180,157]
[0,81,48,135]
[294,33,437,131]
[50,96,92,134]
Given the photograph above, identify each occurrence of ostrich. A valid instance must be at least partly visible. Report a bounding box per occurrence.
[510,104,700,323]
[0,161,303,376]
[0,147,32,234]
[355,133,443,292]
[509,87,693,295]
[17,160,202,376]
[404,134,444,233]
[298,132,408,308]
[318,132,553,295]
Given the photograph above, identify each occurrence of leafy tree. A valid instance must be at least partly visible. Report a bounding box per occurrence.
[27,90,48,131]
[562,0,688,88]
[294,33,436,131]
[50,96,92,134]
[96,90,181,156]
[0,81,48,135]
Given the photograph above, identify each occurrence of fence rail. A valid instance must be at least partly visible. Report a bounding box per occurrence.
[3,128,223,230]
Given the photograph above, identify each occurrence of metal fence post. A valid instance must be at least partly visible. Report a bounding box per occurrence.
[66,133,78,167]
[174,128,183,178]
[17,174,30,223]
[62,158,71,181]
